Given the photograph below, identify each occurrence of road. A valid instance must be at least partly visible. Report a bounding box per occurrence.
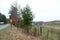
[0,24,10,30]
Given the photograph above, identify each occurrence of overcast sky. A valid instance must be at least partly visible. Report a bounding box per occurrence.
[0,0,60,22]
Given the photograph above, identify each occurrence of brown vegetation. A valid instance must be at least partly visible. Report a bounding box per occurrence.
[10,27,43,40]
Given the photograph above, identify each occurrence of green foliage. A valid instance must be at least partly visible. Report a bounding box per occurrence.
[2,15,7,24]
[20,20,25,29]
[21,5,33,25]
[0,13,7,24]
[21,5,33,32]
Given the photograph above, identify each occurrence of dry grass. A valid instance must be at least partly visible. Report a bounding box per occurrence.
[0,25,44,40]
[10,26,42,40]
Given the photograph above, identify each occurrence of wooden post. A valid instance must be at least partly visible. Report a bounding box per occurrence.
[10,23,12,30]
[51,28,54,40]
[39,22,43,36]
[40,27,42,36]
[34,27,37,36]
[10,19,13,30]
[46,29,49,40]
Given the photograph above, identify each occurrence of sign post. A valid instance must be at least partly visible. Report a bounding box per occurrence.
[9,18,20,30]
[39,22,43,36]
[10,19,13,30]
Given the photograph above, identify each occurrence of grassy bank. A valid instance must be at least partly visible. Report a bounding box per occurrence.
[0,26,11,40]
[0,25,42,40]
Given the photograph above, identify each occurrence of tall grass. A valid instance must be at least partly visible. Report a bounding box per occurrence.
[31,25,60,40]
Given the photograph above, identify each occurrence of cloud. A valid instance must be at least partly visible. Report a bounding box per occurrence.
[0,0,60,21]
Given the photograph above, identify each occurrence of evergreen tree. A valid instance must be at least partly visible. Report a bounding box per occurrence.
[21,5,33,33]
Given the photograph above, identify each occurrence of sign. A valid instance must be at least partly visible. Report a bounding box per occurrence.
[9,18,20,25]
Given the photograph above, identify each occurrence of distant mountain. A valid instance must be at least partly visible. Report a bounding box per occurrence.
[32,21,44,26]
[44,20,60,26]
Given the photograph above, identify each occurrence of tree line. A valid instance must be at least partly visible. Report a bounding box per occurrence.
[9,3,33,33]
[0,13,7,24]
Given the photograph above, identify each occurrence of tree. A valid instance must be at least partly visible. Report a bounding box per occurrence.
[0,13,2,21]
[21,5,33,33]
[9,5,18,19]
[9,2,21,30]
[2,15,7,24]
[9,2,21,19]
[9,4,18,30]
[0,12,7,24]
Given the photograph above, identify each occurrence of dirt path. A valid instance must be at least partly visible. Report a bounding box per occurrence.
[10,27,43,40]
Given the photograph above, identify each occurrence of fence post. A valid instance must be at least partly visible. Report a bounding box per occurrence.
[38,27,40,36]
[10,24,12,30]
[34,27,37,36]
[46,29,49,40]
[40,27,42,36]
[51,28,54,40]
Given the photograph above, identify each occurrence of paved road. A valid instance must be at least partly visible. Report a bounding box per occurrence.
[0,24,10,30]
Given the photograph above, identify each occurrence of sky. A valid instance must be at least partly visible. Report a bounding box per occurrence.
[0,0,60,22]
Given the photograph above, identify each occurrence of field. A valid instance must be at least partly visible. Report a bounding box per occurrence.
[31,25,60,40]
[44,25,60,40]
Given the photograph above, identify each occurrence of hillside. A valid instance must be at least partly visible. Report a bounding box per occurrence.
[10,26,42,40]
[44,20,60,26]
[0,25,46,40]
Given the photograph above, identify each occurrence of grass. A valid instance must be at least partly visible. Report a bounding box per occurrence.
[0,25,42,40]
[0,24,60,40]
[42,27,60,40]
[31,25,60,40]
[0,26,11,40]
